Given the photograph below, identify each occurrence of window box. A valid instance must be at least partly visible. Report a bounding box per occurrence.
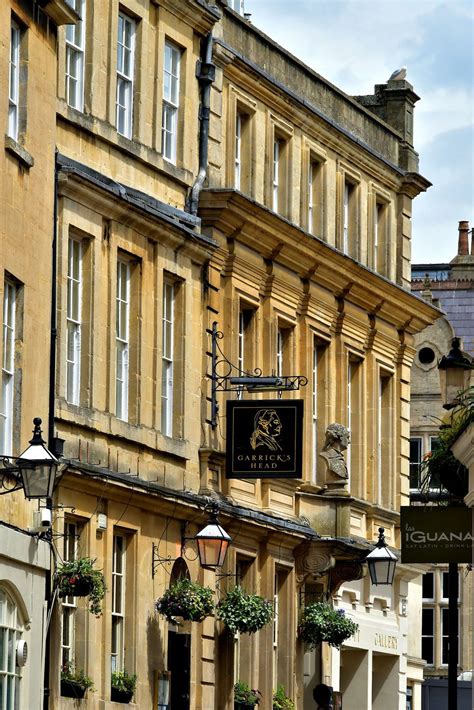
[60,679,87,699]
[111,687,133,703]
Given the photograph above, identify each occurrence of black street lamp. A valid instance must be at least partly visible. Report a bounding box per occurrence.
[15,418,59,500]
[365,528,397,586]
[437,339,472,710]
[195,504,231,570]
[438,337,473,410]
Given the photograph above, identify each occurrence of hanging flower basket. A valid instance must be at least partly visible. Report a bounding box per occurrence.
[298,602,359,649]
[155,578,215,624]
[216,586,273,635]
[55,558,107,617]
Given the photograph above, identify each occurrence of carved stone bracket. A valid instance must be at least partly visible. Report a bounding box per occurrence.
[328,561,366,596]
[295,540,366,593]
[295,540,336,586]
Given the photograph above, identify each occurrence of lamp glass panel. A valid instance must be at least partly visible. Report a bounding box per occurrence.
[20,463,56,499]
[440,367,471,407]
[369,558,396,585]
[197,537,229,569]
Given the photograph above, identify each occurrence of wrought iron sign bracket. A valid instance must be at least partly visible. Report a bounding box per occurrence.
[208,321,307,429]
[0,458,23,496]
[152,521,189,577]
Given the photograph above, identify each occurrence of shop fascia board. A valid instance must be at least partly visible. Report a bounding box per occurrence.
[199,189,441,334]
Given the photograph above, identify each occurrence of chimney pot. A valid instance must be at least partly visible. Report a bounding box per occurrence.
[458,220,469,256]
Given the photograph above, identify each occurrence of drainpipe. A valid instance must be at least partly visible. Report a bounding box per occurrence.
[186,33,215,215]
[48,151,58,451]
[44,150,59,710]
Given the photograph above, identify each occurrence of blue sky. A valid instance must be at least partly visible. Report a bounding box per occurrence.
[246,0,473,264]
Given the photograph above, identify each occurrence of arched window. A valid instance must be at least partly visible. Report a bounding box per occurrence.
[0,587,24,708]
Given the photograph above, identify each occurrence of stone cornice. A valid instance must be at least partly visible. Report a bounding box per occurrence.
[199,189,441,334]
[152,0,221,34]
[57,153,217,262]
[40,0,79,25]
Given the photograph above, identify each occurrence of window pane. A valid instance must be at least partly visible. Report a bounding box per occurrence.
[409,437,422,489]
[442,571,459,600]
[0,628,5,671]
[422,607,433,635]
[421,637,433,665]
[422,572,434,599]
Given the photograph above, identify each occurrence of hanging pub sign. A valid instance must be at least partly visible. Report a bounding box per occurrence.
[226,399,303,479]
[400,506,473,564]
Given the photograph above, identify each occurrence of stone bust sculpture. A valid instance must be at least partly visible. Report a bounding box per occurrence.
[319,423,350,490]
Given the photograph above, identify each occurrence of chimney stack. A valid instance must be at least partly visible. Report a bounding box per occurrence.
[450,220,473,279]
[457,220,469,256]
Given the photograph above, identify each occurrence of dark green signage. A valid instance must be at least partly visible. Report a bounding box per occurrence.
[226,399,303,479]
[400,506,473,564]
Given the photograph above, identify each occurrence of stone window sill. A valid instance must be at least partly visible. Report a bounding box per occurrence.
[5,136,34,169]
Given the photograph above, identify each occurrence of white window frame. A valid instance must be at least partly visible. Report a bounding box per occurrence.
[347,361,352,486]
[66,238,82,405]
[377,375,383,503]
[272,139,280,212]
[343,181,350,255]
[1,281,16,457]
[161,280,175,437]
[311,338,318,483]
[65,0,85,111]
[235,113,242,190]
[8,21,20,141]
[111,534,125,673]
[61,522,79,667]
[0,588,23,709]
[116,259,130,421]
[238,310,245,374]
[374,202,381,271]
[116,13,135,139]
[409,437,423,491]
[162,41,181,164]
[308,162,315,233]
[276,328,283,378]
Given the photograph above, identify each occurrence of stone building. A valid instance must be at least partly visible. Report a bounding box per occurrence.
[410,221,473,683]
[1,1,78,708]
[1,1,442,709]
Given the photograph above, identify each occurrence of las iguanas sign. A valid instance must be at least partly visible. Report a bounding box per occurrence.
[400,506,473,564]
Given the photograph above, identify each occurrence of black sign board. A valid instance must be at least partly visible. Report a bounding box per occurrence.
[400,506,473,564]
[226,399,303,479]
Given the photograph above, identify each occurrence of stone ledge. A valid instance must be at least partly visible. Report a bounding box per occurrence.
[4,136,34,169]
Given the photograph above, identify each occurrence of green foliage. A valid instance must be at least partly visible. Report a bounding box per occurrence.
[234,681,261,705]
[56,558,107,617]
[111,670,137,693]
[298,602,359,649]
[61,662,94,690]
[273,685,295,709]
[216,586,273,635]
[421,387,473,497]
[155,577,214,624]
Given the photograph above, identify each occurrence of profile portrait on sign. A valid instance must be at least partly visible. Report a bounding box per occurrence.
[250,409,283,451]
